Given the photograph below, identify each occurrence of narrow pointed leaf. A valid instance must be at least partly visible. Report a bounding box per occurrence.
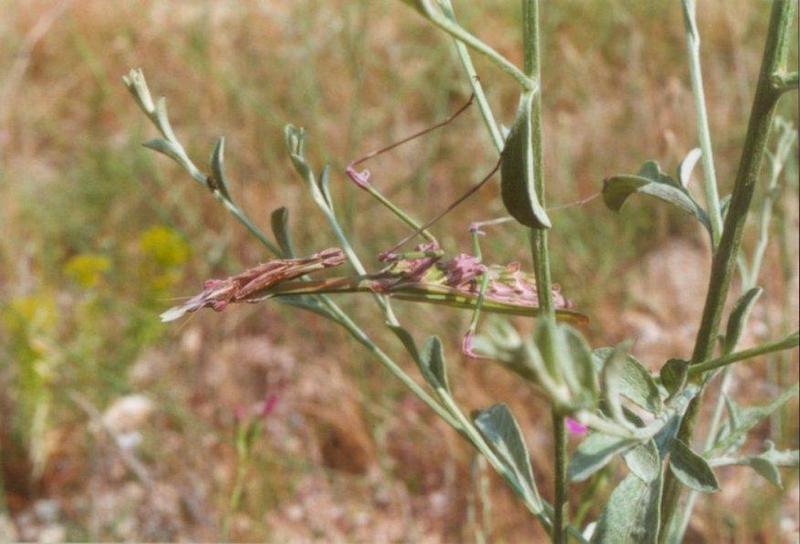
[473,404,541,510]
[711,384,797,455]
[270,207,297,258]
[420,336,450,394]
[677,147,702,188]
[564,326,599,405]
[668,438,719,493]
[711,442,798,489]
[210,137,232,199]
[746,457,783,488]
[660,358,689,397]
[591,472,663,544]
[500,92,551,229]
[568,433,635,482]
[723,287,763,354]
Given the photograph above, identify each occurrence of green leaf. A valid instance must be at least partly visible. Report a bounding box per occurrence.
[654,415,681,457]
[723,287,763,354]
[473,404,542,511]
[500,92,551,229]
[711,384,798,455]
[595,346,662,415]
[677,147,702,188]
[568,433,635,482]
[757,441,800,467]
[600,346,629,426]
[602,160,711,235]
[668,438,719,493]
[720,194,732,220]
[209,137,233,199]
[564,326,599,406]
[624,439,661,483]
[420,336,450,394]
[660,358,689,398]
[747,457,783,488]
[270,207,297,258]
[591,472,663,544]
[711,442,798,489]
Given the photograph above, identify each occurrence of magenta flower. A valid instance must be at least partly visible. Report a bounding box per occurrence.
[565,417,588,436]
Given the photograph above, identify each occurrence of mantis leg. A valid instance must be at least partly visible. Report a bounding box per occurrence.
[462,222,491,358]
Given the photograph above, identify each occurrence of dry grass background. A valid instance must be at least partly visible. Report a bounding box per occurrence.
[0,1,797,542]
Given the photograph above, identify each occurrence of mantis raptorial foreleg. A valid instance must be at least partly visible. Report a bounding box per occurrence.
[346,94,477,247]
[461,218,514,357]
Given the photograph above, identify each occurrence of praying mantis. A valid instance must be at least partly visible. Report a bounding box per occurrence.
[161,93,589,356]
[344,93,587,355]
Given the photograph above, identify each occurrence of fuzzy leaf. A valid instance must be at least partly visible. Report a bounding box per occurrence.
[677,147,702,188]
[420,336,450,394]
[600,346,629,426]
[500,92,551,229]
[660,358,689,397]
[564,326,599,405]
[711,442,799,489]
[591,472,663,544]
[624,439,661,483]
[603,160,711,234]
[723,287,763,354]
[568,433,635,482]
[209,137,232,199]
[747,457,783,488]
[270,207,296,258]
[595,347,662,414]
[473,404,542,511]
[711,385,798,455]
[669,438,719,493]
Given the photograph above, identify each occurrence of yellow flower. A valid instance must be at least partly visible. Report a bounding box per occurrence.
[138,225,191,268]
[64,253,111,288]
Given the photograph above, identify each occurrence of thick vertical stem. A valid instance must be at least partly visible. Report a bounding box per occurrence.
[659,1,797,538]
[522,1,564,542]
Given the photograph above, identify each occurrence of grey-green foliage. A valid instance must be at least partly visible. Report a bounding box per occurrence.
[602,160,712,236]
[668,438,720,493]
[723,287,763,354]
[591,472,663,544]
[709,385,798,455]
[593,348,662,414]
[569,433,636,482]
[473,404,542,513]
[710,441,799,489]
[500,91,550,229]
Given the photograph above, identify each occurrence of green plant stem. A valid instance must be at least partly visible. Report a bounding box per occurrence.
[771,70,799,93]
[520,2,565,543]
[320,299,461,428]
[681,0,723,246]
[659,1,797,538]
[674,120,798,539]
[414,0,536,91]
[686,332,799,375]
[439,0,505,153]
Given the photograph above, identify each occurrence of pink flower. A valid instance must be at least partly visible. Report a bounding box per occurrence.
[258,393,279,419]
[565,417,588,436]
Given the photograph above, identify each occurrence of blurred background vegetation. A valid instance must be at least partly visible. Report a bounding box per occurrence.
[0,1,797,541]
